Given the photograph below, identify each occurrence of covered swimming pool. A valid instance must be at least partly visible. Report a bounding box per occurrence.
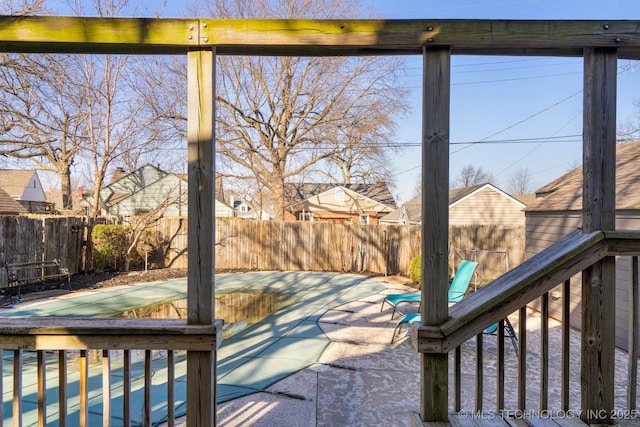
[1,271,385,426]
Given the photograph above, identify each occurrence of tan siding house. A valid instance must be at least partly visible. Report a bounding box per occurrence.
[449,183,527,226]
[381,183,528,226]
[284,182,396,224]
[524,140,640,351]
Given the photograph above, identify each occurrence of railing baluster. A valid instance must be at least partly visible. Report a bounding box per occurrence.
[59,350,67,427]
[476,333,483,412]
[628,256,639,410]
[455,346,461,412]
[102,350,111,427]
[0,318,218,427]
[540,293,549,410]
[79,350,88,427]
[13,349,22,427]
[497,319,505,411]
[37,350,46,427]
[518,306,527,411]
[123,350,131,427]
[1,348,3,423]
[144,349,152,426]
[562,279,570,411]
[167,350,175,427]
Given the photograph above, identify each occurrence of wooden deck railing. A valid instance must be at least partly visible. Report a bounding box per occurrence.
[0,318,221,427]
[412,229,640,424]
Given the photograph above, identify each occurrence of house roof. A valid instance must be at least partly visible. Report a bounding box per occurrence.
[0,187,27,214]
[526,140,640,212]
[0,169,37,199]
[449,183,526,209]
[378,194,422,224]
[284,182,397,209]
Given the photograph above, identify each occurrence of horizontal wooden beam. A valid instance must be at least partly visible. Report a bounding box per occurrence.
[604,230,640,255]
[0,318,223,351]
[0,16,639,58]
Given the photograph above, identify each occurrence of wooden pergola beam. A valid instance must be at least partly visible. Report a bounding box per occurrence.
[0,16,639,58]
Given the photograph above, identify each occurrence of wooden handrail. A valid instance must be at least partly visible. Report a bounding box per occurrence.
[413,229,615,352]
[0,317,222,350]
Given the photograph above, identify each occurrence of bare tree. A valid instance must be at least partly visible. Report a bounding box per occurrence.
[0,53,87,210]
[617,98,640,143]
[322,112,404,184]
[195,0,408,219]
[1,0,45,14]
[0,0,180,211]
[65,0,183,217]
[452,164,495,189]
[120,183,186,272]
[504,167,536,194]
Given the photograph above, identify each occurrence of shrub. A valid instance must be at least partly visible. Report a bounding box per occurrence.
[92,224,139,272]
[409,256,421,284]
[408,256,453,285]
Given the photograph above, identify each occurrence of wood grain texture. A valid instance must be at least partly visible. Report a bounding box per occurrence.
[581,47,617,424]
[0,17,639,58]
[420,45,451,422]
[628,257,639,410]
[186,47,217,427]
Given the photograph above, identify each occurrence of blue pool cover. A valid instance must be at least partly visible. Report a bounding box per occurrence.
[1,271,384,426]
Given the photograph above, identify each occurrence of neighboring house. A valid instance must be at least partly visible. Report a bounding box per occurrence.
[0,169,49,213]
[45,190,85,214]
[0,187,27,215]
[81,164,234,218]
[380,183,529,226]
[524,139,640,351]
[227,192,272,220]
[284,182,397,224]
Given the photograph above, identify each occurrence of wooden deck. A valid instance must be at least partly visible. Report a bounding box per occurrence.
[413,412,640,426]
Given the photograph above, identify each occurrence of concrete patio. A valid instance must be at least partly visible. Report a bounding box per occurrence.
[211,277,638,427]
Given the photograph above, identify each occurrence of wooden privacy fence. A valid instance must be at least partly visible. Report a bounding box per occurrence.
[0,216,84,288]
[450,225,525,286]
[0,216,525,284]
[156,218,525,278]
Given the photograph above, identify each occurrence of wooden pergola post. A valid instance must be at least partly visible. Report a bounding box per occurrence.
[420,45,451,423]
[581,46,617,425]
[186,46,217,427]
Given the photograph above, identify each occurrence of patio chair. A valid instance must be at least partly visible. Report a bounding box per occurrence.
[391,312,519,350]
[380,259,478,319]
[483,318,519,356]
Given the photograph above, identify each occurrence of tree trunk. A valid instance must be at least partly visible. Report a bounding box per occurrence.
[59,167,73,210]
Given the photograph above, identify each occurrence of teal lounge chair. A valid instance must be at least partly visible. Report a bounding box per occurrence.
[391,312,518,351]
[381,259,478,319]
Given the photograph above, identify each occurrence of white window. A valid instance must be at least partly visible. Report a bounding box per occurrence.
[359,214,370,225]
[334,187,345,201]
[299,212,313,221]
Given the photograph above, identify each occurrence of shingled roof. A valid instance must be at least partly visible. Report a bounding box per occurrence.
[284,182,397,209]
[0,169,36,199]
[526,140,640,212]
[0,187,27,215]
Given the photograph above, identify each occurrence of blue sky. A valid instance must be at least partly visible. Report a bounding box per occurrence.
[367,0,640,202]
